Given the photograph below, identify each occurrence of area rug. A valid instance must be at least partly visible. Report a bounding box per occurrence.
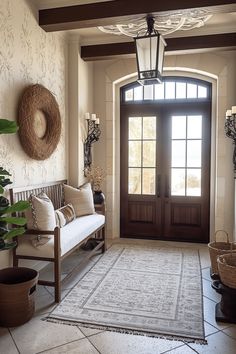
[46,243,206,343]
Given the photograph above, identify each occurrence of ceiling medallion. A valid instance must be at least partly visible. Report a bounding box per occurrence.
[98,9,212,37]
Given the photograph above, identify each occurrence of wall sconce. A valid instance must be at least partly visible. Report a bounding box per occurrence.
[134,15,166,85]
[84,113,101,175]
[225,105,236,172]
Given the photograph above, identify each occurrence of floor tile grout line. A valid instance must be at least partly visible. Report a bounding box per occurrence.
[185,342,200,353]
[159,342,186,354]
[35,336,88,354]
[85,334,103,354]
[203,294,218,304]
[8,328,21,354]
[218,327,236,341]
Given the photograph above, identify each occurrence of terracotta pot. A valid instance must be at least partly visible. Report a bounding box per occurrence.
[0,267,38,327]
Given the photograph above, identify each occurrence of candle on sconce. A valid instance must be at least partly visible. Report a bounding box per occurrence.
[95,118,100,125]
[91,114,97,121]
[226,109,232,117]
[85,112,90,120]
[232,106,236,115]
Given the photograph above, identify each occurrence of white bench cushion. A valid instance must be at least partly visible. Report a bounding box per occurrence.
[16,214,105,258]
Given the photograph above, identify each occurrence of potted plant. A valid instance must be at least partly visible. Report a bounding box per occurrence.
[0,119,38,327]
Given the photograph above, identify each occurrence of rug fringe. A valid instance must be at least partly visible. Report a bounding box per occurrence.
[43,317,207,345]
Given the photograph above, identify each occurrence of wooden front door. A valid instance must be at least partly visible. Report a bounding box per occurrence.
[120,78,211,243]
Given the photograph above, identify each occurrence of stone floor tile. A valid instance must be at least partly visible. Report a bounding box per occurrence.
[202,278,221,303]
[199,248,211,269]
[10,314,84,354]
[35,292,57,315]
[163,344,197,353]
[89,331,185,354]
[0,328,18,354]
[79,326,104,337]
[40,338,99,354]
[188,330,236,354]
[201,267,212,282]
[222,325,236,340]
[203,297,230,330]
[204,321,219,336]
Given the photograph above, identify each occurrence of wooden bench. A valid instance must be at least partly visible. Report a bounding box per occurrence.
[9,180,106,302]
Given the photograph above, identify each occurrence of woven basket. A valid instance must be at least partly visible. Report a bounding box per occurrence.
[217,253,236,289]
[208,230,236,275]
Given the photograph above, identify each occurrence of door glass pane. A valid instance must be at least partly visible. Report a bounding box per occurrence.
[187,141,201,167]
[171,169,185,196]
[172,116,186,139]
[143,116,156,139]
[176,82,186,99]
[187,115,202,139]
[144,85,153,100]
[129,141,141,167]
[187,169,201,196]
[125,89,133,101]
[129,117,142,139]
[198,85,207,98]
[155,83,164,99]
[129,168,141,194]
[143,168,155,195]
[134,86,143,100]
[165,82,175,99]
[143,141,156,167]
[172,141,186,167]
[187,83,197,98]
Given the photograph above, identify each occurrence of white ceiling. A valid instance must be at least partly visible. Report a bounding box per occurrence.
[32,1,236,46]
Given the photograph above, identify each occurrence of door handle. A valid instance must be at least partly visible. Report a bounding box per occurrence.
[157,174,161,197]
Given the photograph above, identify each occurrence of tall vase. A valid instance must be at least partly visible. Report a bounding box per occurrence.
[93,191,105,205]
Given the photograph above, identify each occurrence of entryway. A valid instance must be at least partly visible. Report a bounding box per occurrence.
[120,77,211,243]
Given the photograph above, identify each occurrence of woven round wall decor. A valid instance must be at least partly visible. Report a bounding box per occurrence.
[18,84,61,160]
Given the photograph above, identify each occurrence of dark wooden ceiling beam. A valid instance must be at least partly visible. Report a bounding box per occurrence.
[81,33,236,61]
[39,0,236,32]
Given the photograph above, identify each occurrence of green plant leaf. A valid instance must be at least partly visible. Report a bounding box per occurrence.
[0,119,18,134]
[0,241,17,250]
[0,185,4,194]
[0,216,27,225]
[2,227,26,240]
[2,201,30,214]
[0,167,11,176]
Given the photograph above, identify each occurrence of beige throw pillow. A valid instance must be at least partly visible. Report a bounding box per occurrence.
[64,183,95,217]
[25,192,56,231]
[55,203,76,228]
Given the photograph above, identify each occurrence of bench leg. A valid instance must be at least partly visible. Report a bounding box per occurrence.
[102,226,107,253]
[54,257,61,303]
[13,256,18,267]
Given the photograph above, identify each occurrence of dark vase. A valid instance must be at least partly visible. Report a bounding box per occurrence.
[93,191,105,205]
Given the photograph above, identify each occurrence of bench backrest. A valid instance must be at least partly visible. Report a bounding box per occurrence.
[9,180,67,215]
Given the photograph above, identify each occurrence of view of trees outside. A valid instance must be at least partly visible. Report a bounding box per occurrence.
[128,116,156,195]
[128,114,202,196]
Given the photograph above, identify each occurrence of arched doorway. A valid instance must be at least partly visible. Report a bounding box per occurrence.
[120,77,211,243]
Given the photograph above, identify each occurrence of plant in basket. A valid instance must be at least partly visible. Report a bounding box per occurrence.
[0,119,38,328]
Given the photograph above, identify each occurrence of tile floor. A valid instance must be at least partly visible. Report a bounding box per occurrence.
[1,239,236,354]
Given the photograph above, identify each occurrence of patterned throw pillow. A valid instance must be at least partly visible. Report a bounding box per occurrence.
[55,203,76,228]
[25,192,56,231]
[64,183,95,217]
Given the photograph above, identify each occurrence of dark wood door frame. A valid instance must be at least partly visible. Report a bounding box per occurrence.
[120,97,211,243]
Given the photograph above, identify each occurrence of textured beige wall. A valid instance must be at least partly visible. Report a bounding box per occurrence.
[0,0,68,268]
[93,51,236,241]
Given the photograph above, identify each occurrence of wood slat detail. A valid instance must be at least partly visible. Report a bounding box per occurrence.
[171,203,201,226]
[128,202,155,223]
